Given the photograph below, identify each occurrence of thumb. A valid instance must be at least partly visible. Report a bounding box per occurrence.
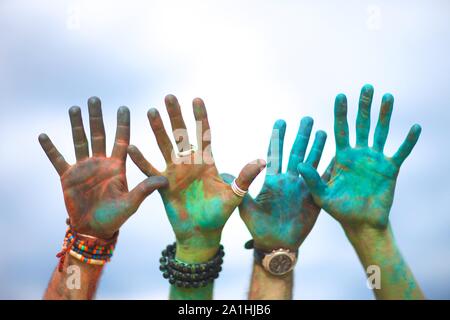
[235,159,266,191]
[297,163,328,201]
[220,172,259,215]
[127,176,169,211]
[321,157,335,182]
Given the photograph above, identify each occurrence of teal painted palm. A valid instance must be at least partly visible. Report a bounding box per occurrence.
[298,85,422,230]
[158,162,241,252]
[223,117,330,251]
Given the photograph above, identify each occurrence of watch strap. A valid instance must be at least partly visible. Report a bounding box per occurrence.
[253,247,266,264]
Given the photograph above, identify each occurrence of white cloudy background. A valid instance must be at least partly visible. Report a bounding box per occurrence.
[0,0,449,299]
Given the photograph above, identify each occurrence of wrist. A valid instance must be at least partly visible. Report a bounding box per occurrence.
[56,225,117,272]
[247,240,298,276]
[66,254,105,272]
[160,242,224,291]
[175,238,221,264]
[67,218,119,240]
[249,262,293,300]
[253,259,293,279]
[253,240,299,253]
[342,223,390,246]
[342,223,397,267]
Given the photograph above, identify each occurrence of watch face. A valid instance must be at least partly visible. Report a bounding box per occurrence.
[268,253,294,275]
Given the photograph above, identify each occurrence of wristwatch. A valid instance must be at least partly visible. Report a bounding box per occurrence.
[254,247,298,276]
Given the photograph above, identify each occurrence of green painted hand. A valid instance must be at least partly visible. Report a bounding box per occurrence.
[222,117,331,251]
[39,97,168,239]
[298,85,422,230]
[128,95,266,263]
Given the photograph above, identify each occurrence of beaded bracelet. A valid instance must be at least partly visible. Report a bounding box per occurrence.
[71,245,113,260]
[69,250,109,266]
[159,243,225,288]
[56,224,118,271]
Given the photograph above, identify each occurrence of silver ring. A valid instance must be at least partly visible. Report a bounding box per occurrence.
[177,144,197,157]
[231,179,247,197]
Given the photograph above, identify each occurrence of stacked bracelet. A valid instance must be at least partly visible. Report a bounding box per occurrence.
[56,224,118,271]
[159,243,225,288]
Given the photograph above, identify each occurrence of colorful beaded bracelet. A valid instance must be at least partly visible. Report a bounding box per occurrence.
[71,245,113,260]
[65,231,115,255]
[56,224,118,271]
[69,249,109,266]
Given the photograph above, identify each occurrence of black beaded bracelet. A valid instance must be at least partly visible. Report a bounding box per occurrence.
[159,243,225,288]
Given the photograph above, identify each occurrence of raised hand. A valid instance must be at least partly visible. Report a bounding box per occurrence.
[298,85,424,299]
[222,117,329,300]
[127,95,266,264]
[223,117,329,252]
[39,97,168,240]
[298,85,421,230]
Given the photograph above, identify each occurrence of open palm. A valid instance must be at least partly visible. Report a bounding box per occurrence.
[298,85,421,230]
[223,118,330,251]
[128,95,265,253]
[39,97,167,239]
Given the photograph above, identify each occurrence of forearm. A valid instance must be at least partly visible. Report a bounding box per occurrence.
[168,242,217,300]
[344,223,424,300]
[44,255,104,300]
[248,261,293,300]
[170,283,214,300]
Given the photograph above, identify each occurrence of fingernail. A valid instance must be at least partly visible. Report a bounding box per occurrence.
[148,108,158,118]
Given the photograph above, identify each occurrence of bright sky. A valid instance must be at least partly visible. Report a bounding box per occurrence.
[0,0,449,299]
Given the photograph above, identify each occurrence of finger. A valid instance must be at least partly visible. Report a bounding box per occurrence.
[165,94,190,152]
[355,84,374,147]
[334,94,350,150]
[305,130,327,169]
[391,124,422,167]
[267,120,286,176]
[223,168,263,213]
[127,145,161,176]
[88,96,106,157]
[68,106,89,162]
[228,171,261,217]
[298,163,328,201]
[221,171,257,209]
[111,106,130,161]
[193,97,211,153]
[373,94,394,152]
[147,108,175,164]
[321,157,335,182]
[287,117,314,174]
[38,133,70,176]
[236,159,266,191]
[127,176,169,212]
